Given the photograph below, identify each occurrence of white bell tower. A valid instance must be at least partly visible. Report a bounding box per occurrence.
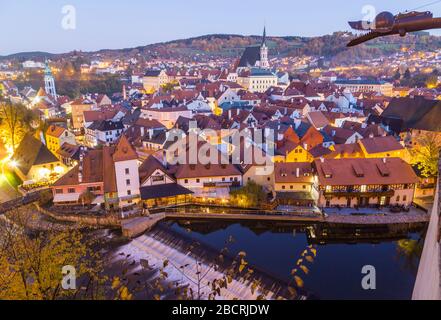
[260,26,269,69]
[44,60,57,98]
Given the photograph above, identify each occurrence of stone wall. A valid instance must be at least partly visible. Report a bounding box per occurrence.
[437,154,441,242]
[36,205,121,228]
[412,151,441,300]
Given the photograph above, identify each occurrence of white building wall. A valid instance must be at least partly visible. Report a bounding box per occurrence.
[114,159,140,201]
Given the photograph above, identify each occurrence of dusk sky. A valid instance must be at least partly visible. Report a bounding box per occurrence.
[2,0,441,55]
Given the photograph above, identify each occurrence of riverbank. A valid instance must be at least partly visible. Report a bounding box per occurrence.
[122,209,429,238]
[33,204,430,239]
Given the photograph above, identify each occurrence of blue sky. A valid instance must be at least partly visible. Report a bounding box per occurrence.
[2,0,441,55]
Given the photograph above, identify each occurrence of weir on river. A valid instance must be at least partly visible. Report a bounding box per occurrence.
[113,223,299,300]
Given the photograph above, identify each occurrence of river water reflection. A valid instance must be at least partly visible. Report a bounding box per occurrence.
[158,219,425,300]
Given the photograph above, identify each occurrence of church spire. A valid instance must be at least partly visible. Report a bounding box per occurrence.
[44,59,57,98]
[259,24,269,69]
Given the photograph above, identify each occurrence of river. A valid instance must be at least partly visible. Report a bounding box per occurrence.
[114,219,425,300]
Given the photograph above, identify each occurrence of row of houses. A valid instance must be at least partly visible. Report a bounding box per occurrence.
[47,133,419,211]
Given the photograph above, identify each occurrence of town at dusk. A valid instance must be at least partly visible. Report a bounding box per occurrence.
[1,0,441,309]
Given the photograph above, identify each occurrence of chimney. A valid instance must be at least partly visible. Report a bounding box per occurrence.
[303,143,308,151]
[320,157,325,163]
[361,123,367,129]
[237,108,240,116]
[332,130,336,137]
[383,158,387,164]
[140,127,145,137]
[228,109,232,119]
[162,150,168,169]
[123,85,127,100]
[296,167,300,178]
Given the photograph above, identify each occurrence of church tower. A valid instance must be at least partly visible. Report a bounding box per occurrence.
[260,26,269,69]
[44,60,57,98]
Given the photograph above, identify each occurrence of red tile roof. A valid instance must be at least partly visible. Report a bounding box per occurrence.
[314,158,418,186]
[112,135,138,162]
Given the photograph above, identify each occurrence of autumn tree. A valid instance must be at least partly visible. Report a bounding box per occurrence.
[230,181,267,208]
[80,190,96,206]
[410,131,441,178]
[0,102,36,152]
[161,81,179,93]
[425,75,439,89]
[0,207,106,300]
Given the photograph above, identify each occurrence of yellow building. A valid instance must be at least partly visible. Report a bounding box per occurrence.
[12,135,66,183]
[237,68,278,93]
[359,136,409,161]
[276,142,313,163]
[71,99,95,130]
[273,162,315,206]
[143,70,169,94]
[334,79,394,96]
[46,125,76,157]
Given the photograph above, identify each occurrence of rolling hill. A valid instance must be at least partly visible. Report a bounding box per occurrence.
[2,31,440,65]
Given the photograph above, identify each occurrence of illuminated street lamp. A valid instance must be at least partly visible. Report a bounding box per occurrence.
[8,160,18,168]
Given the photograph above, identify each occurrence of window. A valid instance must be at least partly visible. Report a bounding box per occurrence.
[325,186,332,193]
[282,185,286,190]
[360,185,367,192]
[125,168,130,175]
[55,189,63,194]
[196,179,200,183]
[126,179,131,186]
[185,179,188,184]
[127,190,132,196]
[403,195,407,202]
[68,188,76,194]
[396,196,400,202]
[152,175,165,182]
